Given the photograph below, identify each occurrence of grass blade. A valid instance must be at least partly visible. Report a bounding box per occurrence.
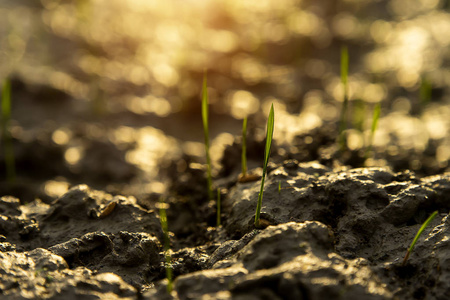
[1,79,16,183]
[365,103,381,160]
[241,117,248,177]
[420,77,432,106]
[352,99,366,132]
[255,104,274,228]
[402,210,438,266]
[157,198,173,293]
[338,46,349,152]
[202,72,212,201]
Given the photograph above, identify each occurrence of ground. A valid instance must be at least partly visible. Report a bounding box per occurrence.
[1,0,450,299]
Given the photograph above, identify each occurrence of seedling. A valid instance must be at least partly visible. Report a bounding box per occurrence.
[364,103,381,160]
[202,72,213,201]
[402,210,438,266]
[352,99,366,132]
[254,104,274,228]
[338,46,349,152]
[1,79,16,183]
[278,181,281,194]
[157,198,173,293]
[419,77,432,105]
[216,188,221,227]
[241,117,248,177]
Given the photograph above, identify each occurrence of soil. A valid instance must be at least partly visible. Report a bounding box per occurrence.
[2,162,450,300]
[2,0,450,299]
[2,124,450,300]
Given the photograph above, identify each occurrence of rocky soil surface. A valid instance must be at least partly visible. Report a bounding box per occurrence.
[2,161,450,299]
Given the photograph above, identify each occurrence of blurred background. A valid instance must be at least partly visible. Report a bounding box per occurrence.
[1,0,450,203]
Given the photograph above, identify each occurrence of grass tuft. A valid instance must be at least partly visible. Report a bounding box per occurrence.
[402,210,438,266]
[241,117,248,177]
[157,198,173,293]
[338,46,349,152]
[254,104,274,228]
[202,72,213,201]
[1,79,16,183]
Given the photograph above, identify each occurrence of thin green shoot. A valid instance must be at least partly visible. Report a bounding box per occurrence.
[419,77,432,105]
[216,188,221,227]
[278,181,281,194]
[1,79,16,183]
[241,117,248,177]
[338,46,349,152]
[255,104,274,228]
[364,103,381,160]
[352,99,366,132]
[202,72,213,201]
[402,210,438,266]
[157,198,173,293]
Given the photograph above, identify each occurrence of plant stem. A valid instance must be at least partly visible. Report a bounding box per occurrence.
[202,72,212,200]
[158,198,173,293]
[338,46,349,152]
[365,103,381,160]
[255,174,266,228]
[255,104,274,228]
[242,117,248,177]
[420,77,432,106]
[2,79,15,183]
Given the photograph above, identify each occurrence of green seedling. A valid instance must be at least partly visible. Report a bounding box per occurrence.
[364,103,381,160]
[278,181,281,194]
[352,99,366,132]
[241,117,248,177]
[420,77,432,106]
[216,188,221,227]
[157,198,173,293]
[402,210,438,266]
[202,72,213,201]
[254,104,274,228]
[338,46,349,152]
[1,79,16,183]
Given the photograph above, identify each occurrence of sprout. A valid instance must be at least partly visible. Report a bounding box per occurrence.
[202,72,213,201]
[402,210,438,266]
[420,77,432,105]
[338,46,349,152]
[254,104,274,228]
[241,117,248,177]
[157,198,173,293]
[365,103,381,160]
[1,79,15,183]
